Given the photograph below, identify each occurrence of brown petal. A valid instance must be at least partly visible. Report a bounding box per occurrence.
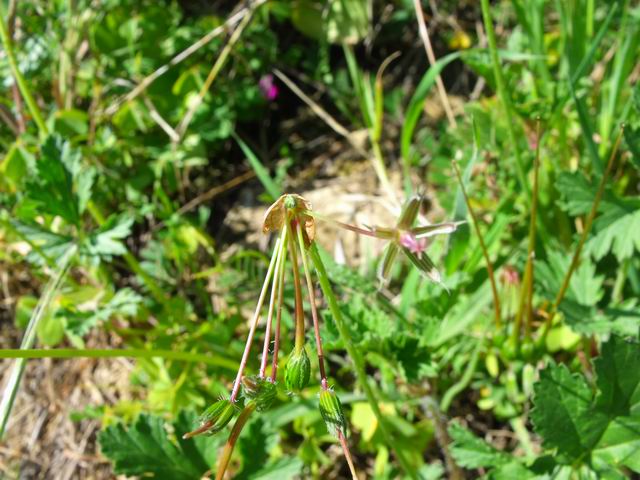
[262,195,286,234]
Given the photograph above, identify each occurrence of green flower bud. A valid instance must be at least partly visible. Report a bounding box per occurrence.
[183,398,237,439]
[284,347,311,392]
[241,375,277,412]
[319,388,347,438]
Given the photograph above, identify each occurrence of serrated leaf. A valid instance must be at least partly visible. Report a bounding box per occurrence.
[99,412,219,479]
[536,250,604,331]
[555,172,640,261]
[249,457,303,480]
[587,204,640,261]
[531,362,606,461]
[65,287,142,336]
[237,417,278,479]
[594,336,640,416]
[448,423,511,468]
[556,172,600,216]
[23,136,93,226]
[624,125,640,171]
[8,218,74,265]
[532,337,640,473]
[82,215,133,258]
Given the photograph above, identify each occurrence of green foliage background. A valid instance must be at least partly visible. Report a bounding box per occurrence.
[0,0,639,478]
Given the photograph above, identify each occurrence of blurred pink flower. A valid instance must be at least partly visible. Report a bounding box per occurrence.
[399,232,427,254]
[259,74,279,101]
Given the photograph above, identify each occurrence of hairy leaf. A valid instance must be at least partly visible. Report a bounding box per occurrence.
[532,336,640,473]
[99,412,220,479]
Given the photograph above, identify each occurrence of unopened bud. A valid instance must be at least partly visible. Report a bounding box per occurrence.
[319,388,347,438]
[241,375,277,412]
[183,398,237,439]
[284,347,311,392]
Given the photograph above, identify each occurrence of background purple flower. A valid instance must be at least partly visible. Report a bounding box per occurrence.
[259,74,279,101]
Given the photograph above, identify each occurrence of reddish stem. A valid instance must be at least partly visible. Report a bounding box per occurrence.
[288,222,306,352]
[259,236,286,378]
[269,260,286,382]
[338,431,358,480]
[229,234,283,402]
[215,404,256,480]
[296,224,328,388]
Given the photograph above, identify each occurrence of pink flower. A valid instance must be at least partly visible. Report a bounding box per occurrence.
[259,74,279,101]
[399,232,427,254]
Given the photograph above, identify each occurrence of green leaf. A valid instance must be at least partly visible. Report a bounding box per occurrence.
[82,215,133,258]
[532,336,640,474]
[536,250,604,331]
[65,288,142,336]
[531,361,605,461]
[556,171,600,216]
[237,417,278,479]
[8,219,74,266]
[448,423,511,468]
[99,412,220,479]
[249,457,303,480]
[555,172,640,261]
[25,136,81,225]
[291,0,370,45]
[593,336,640,416]
[588,203,640,261]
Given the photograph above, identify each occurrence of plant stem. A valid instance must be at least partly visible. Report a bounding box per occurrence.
[230,232,284,402]
[440,339,482,412]
[0,2,48,136]
[544,127,624,335]
[0,245,75,439]
[296,223,328,388]
[523,122,542,338]
[452,161,502,329]
[270,247,286,382]
[412,0,457,127]
[309,244,418,479]
[513,121,541,345]
[479,0,528,197]
[215,403,257,480]
[259,229,287,377]
[287,222,306,353]
[338,431,358,480]
[0,348,237,369]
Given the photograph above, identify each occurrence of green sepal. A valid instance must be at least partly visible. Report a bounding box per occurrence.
[284,347,311,392]
[319,388,348,438]
[241,375,278,412]
[184,398,238,438]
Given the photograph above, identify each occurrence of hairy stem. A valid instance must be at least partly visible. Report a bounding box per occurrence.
[215,403,257,480]
[545,127,624,335]
[259,230,287,377]
[230,232,284,402]
[309,244,418,479]
[287,222,306,352]
[523,122,542,338]
[296,223,327,388]
[452,161,502,329]
[270,247,286,382]
[338,431,358,480]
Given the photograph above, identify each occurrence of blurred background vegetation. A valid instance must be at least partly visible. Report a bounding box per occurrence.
[0,0,639,478]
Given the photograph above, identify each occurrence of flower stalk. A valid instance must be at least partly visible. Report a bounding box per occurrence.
[229,230,285,403]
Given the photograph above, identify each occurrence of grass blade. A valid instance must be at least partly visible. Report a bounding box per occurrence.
[0,244,76,439]
[232,132,281,201]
